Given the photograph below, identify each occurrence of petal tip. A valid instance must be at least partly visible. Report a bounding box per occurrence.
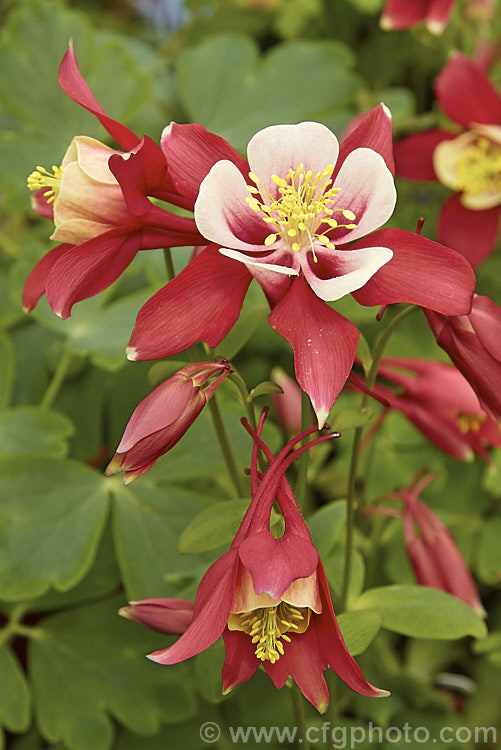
[379,15,394,30]
[426,20,445,34]
[126,345,138,361]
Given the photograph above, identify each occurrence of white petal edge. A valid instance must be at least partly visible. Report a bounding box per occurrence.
[247,122,340,198]
[332,148,397,245]
[302,245,394,302]
[219,247,299,276]
[194,160,267,252]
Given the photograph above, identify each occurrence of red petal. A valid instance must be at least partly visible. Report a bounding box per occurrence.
[264,625,330,713]
[338,104,395,175]
[269,277,359,427]
[46,229,140,319]
[59,41,138,151]
[380,0,428,29]
[352,228,475,314]
[394,130,455,181]
[122,598,193,634]
[148,551,238,665]
[470,295,501,361]
[161,123,249,204]
[425,0,456,32]
[238,531,318,601]
[222,629,260,692]
[31,188,54,219]
[435,52,501,129]
[22,244,72,313]
[438,194,500,267]
[128,245,252,360]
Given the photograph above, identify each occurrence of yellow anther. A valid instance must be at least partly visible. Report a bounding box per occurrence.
[27,163,64,204]
[271,174,288,187]
[287,229,297,237]
[457,412,487,434]
[231,602,309,664]
[292,242,301,252]
[264,233,277,246]
[342,209,356,220]
[456,137,501,197]
[246,185,259,194]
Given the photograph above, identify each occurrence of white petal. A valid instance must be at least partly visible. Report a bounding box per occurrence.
[302,245,393,302]
[247,122,339,197]
[219,247,299,276]
[332,148,396,244]
[194,160,267,252]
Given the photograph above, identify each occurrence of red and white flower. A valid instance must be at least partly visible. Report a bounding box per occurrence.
[380,0,456,34]
[395,53,501,266]
[146,413,389,712]
[128,107,475,427]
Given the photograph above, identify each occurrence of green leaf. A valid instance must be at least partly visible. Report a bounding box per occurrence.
[0,645,31,733]
[337,610,382,656]
[331,407,372,432]
[0,457,110,600]
[0,335,14,408]
[0,407,73,458]
[178,499,249,555]
[249,381,283,399]
[352,585,487,640]
[194,639,226,704]
[324,547,365,605]
[29,597,196,750]
[307,500,347,558]
[215,301,269,360]
[477,516,501,585]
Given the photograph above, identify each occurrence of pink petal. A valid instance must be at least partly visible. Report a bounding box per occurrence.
[247,122,340,198]
[22,244,72,313]
[470,295,501,361]
[380,0,428,29]
[331,148,396,244]
[127,245,252,360]
[121,598,193,634]
[394,130,456,181]
[425,0,457,33]
[269,277,359,427]
[195,160,269,250]
[148,552,238,665]
[435,52,501,129]
[219,248,296,307]
[238,531,318,601]
[46,229,140,319]
[338,104,395,175]
[218,247,298,277]
[265,623,330,713]
[161,122,249,204]
[438,194,500,267]
[222,629,260,692]
[302,244,393,302]
[31,188,55,219]
[59,40,138,151]
[351,228,476,314]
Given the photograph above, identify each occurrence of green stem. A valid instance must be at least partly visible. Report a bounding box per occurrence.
[207,393,246,498]
[40,349,73,409]
[291,684,310,750]
[294,389,313,509]
[0,604,29,645]
[162,247,175,282]
[340,305,417,610]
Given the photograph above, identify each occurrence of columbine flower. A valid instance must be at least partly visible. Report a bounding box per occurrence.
[106,361,231,484]
[146,413,389,712]
[350,357,501,461]
[425,295,501,420]
[128,106,475,427]
[119,598,193,634]
[371,473,484,615]
[395,53,501,266]
[379,0,456,34]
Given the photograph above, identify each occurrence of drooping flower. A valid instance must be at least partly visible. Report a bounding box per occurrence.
[119,598,193,634]
[380,0,456,34]
[425,294,501,420]
[395,53,501,266]
[128,107,475,427]
[106,360,232,484]
[349,357,501,460]
[145,412,389,712]
[370,473,484,615]
[23,41,247,319]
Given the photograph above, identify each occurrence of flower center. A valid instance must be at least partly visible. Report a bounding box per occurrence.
[232,602,309,664]
[455,137,501,198]
[457,412,487,433]
[245,164,357,260]
[27,164,64,204]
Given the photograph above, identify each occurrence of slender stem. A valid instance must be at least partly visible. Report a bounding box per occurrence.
[340,305,417,610]
[229,371,257,432]
[291,684,310,750]
[207,393,246,498]
[0,604,29,645]
[162,247,175,282]
[40,349,73,409]
[294,389,312,509]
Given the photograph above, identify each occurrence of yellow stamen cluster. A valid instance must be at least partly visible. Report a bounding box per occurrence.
[27,164,64,204]
[236,602,307,664]
[457,412,487,434]
[245,164,357,261]
[456,137,501,198]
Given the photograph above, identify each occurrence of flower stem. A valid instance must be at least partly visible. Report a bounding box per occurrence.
[40,348,73,410]
[294,389,313,509]
[291,683,310,750]
[340,305,417,611]
[162,247,176,282]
